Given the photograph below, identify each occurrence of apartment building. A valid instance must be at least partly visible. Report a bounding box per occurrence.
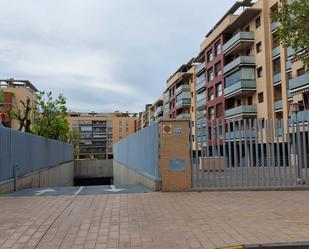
[0,79,38,129]
[194,0,308,140]
[136,97,164,131]
[68,112,137,159]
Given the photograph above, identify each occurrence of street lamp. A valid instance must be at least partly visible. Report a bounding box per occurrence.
[291,103,301,184]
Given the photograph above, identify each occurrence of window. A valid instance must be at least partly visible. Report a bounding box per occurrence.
[257,67,263,78]
[209,107,215,121]
[208,87,214,101]
[216,104,223,118]
[258,92,264,103]
[256,42,262,53]
[215,62,222,76]
[237,99,241,106]
[207,68,214,81]
[192,121,194,127]
[245,25,250,32]
[297,67,305,76]
[215,41,221,56]
[216,82,222,97]
[255,16,261,28]
[207,49,213,62]
[248,96,253,105]
[119,127,122,132]
[126,127,129,133]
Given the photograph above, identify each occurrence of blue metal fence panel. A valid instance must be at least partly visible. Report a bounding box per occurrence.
[114,122,160,180]
[0,127,73,182]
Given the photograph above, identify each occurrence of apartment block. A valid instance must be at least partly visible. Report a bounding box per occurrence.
[68,112,137,159]
[194,0,308,141]
[0,79,38,129]
[136,97,164,131]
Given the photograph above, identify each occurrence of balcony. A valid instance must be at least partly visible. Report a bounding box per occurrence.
[224,56,255,75]
[156,106,163,114]
[272,46,280,58]
[176,84,190,95]
[274,100,283,111]
[196,97,206,110]
[286,60,292,71]
[291,109,309,121]
[271,21,279,32]
[224,80,256,98]
[289,73,309,92]
[273,72,282,85]
[196,77,206,92]
[196,62,206,74]
[225,105,257,118]
[196,111,206,120]
[225,131,256,140]
[176,113,191,119]
[223,32,254,55]
[287,46,295,58]
[175,98,191,109]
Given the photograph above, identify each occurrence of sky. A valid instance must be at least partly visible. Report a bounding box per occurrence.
[0,0,232,113]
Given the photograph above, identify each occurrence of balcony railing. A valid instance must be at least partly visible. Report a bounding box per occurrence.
[273,72,282,84]
[175,98,191,109]
[224,56,255,74]
[156,106,163,114]
[196,62,206,74]
[176,84,190,95]
[225,105,257,118]
[197,97,206,109]
[289,73,309,92]
[272,46,280,58]
[274,100,283,110]
[225,131,256,140]
[224,80,256,97]
[271,21,279,31]
[223,32,254,54]
[286,60,292,71]
[291,109,309,121]
[196,78,206,92]
[176,113,191,119]
[287,46,295,57]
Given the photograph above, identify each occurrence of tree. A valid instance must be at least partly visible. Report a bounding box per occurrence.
[68,128,81,159]
[14,98,34,132]
[32,91,70,142]
[271,0,309,66]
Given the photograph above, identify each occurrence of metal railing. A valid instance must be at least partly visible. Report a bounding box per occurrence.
[0,127,73,182]
[192,119,309,189]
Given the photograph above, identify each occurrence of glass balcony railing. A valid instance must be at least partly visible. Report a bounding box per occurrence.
[273,72,282,84]
[176,113,191,119]
[291,109,309,121]
[287,46,295,57]
[224,56,255,74]
[289,73,309,92]
[225,105,257,118]
[224,80,256,97]
[196,62,206,74]
[271,21,279,31]
[225,131,256,140]
[274,100,283,110]
[175,98,191,109]
[196,97,206,109]
[196,78,206,92]
[272,46,280,58]
[176,84,190,95]
[286,60,292,71]
[223,32,254,54]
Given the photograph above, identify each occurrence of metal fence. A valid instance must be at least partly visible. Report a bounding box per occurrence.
[114,122,160,180]
[0,127,73,182]
[193,119,309,188]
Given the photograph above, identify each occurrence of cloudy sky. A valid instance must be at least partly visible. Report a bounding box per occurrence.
[0,0,231,113]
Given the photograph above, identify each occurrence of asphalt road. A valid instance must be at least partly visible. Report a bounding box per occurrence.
[3,184,152,196]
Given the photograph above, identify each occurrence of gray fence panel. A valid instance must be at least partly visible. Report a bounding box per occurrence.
[114,122,160,180]
[0,127,73,182]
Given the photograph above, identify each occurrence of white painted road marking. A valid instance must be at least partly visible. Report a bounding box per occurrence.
[104,185,125,193]
[34,189,56,196]
[74,186,84,195]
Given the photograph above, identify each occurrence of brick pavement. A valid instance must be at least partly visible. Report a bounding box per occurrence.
[0,191,309,249]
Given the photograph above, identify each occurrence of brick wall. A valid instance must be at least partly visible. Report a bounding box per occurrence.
[159,120,191,191]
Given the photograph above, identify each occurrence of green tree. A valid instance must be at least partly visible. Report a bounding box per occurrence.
[68,128,81,159]
[271,0,309,66]
[32,91,70,142]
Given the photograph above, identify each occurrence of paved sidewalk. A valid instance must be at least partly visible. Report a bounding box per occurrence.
[0,191,309,249]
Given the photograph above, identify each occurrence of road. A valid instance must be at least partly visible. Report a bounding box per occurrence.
[4,184,152,197]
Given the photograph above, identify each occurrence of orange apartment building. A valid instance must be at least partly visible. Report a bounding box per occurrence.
[68,112,137,159]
